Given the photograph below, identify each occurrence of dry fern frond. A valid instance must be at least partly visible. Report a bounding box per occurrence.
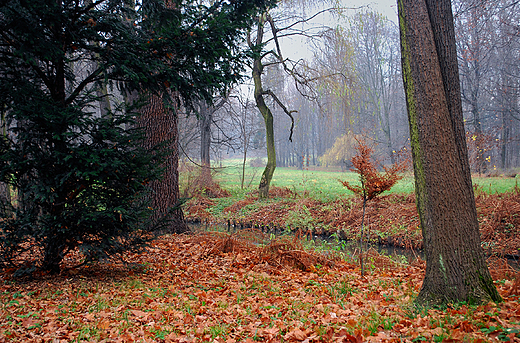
[487,256,517,281]
[261,236,334,271]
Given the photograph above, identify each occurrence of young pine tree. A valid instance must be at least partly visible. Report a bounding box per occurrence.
[340,139,407,275]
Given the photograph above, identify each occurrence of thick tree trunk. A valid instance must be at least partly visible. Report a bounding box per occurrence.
[398,0,501,305]
[137,93,188,233]
[42,236,65,274]
[0,182,9,208]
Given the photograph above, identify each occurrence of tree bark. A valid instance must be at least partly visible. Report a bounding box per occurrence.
[199,101,213,185]
[0,110,10,210]
[397,0,501,305]
[137,93,188,233]
[251,16,276,199]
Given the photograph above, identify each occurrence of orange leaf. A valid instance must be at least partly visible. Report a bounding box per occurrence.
[97,320,111,330]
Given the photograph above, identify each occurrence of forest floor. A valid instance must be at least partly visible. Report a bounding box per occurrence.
[0,233,519,342]
[1,179,519,342]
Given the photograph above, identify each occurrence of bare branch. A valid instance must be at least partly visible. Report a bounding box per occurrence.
[65,67,104,105]
[262,89,296,142]
[270,7,337,33]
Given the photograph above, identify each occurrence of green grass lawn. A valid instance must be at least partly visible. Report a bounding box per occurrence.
[208,158,518,201]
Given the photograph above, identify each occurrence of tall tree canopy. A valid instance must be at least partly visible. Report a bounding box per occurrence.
[397,0,501,305]
[0,0,274,274]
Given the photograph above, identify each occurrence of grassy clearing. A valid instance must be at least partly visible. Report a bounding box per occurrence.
[204,159,518,201]
[1,233,518,342]
[210,160,414,201]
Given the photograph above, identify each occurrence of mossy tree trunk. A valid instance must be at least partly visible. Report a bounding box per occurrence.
[397,0,501,306]
[251,15,276,199]
[253,57,276,199]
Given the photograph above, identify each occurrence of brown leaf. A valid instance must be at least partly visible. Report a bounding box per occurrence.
[131,309,148,317]
[21,317,38,328]
[284,328,308,341]
[259,327,280,339]
[336,329,363,343]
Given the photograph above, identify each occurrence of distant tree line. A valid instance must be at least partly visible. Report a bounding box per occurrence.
[181,0,519,175]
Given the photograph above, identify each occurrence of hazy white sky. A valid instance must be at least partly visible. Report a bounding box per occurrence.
[348,0,398,22]
[279,0,398,62]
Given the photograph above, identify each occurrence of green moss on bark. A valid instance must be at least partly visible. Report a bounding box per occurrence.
[398,0,427,223]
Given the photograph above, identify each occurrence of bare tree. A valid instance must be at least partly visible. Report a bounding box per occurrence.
[247,3,334,198]
[225,92,263,188]
[348,11,403,163]
[455,0,520,171]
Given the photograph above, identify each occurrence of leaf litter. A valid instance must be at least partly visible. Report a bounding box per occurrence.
[1,231,519,342]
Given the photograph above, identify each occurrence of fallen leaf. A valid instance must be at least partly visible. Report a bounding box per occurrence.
[284,328,308,341]
[21,317,38,328]
[97,320,111,330]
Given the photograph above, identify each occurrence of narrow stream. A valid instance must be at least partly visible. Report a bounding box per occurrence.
[312,235,423,263]
[189,222,519,270]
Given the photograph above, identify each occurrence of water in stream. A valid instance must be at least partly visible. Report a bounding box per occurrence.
[190,221,519,270]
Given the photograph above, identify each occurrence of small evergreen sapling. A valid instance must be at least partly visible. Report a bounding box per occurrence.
[340,139,407,275]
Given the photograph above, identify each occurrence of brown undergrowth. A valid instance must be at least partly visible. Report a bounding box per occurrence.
[184,188,520,257]
[190,230,336,273]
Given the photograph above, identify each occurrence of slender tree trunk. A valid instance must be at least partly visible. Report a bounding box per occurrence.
[249,14,278,199]
[97,82,112,117]
[0,109,10,209]
[398,0,501,305]
[499,52,514,170]
[253,56,276,199]
[40,22,70,273]
[199,102,212,185]
[471,103,486,175]
[500,95,511,170]
[137,93,188,233]
[241,148,247,189]
[359,195,367,276]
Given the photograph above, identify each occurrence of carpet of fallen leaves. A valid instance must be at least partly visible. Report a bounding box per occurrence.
[184,187,520,257]
[1,232,519,343]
